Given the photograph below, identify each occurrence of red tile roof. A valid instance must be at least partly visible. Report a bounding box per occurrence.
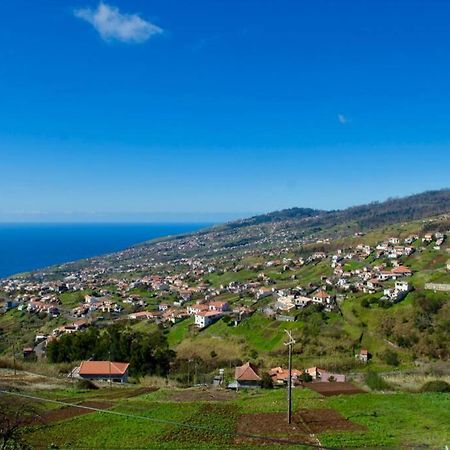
[235,362,261,381]
[391,266,412,274]
[196,310,222,317]
[79,360,129,376]
[314,290,331,298]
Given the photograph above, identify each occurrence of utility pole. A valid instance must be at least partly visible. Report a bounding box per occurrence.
[284,329,296,424]
[12,341,17,376]
[193,358,198,386]
[108,350,112,389]
[187,359,191,386]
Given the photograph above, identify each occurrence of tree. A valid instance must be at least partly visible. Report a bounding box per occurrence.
[261,372,274,389]
[299,372,313,383]
[380,349,400,366]
[0,397,40,450]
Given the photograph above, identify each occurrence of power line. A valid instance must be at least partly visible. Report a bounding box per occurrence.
[0,389,440,449]
[0,389,334,449]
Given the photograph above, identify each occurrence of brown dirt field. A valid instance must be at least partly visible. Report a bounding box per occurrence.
[39,401,113,424]
[235,412,316,446]
[296,408,367,433]
[307,382,365,396]
[168,388,237,402]
[235,409,366,446]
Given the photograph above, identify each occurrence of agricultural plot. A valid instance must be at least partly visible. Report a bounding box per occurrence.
[18,386,450,449]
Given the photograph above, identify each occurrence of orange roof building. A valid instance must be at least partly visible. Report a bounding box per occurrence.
[234,362,261,389]
[391,266,412,275]
[78,360,129,383]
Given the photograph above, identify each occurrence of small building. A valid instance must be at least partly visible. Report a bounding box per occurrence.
[356,348,369,363]
[391,266,412,277]
[208,301,230,312]
[231,362,261,389]
[306,366,346,382]
[23,347,35,359]
[312,290,333,305]
[268,366,303,386]
[78,360,129,383]
[194,310,222,329]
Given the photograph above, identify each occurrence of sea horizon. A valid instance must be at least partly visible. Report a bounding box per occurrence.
[0,222,212,279]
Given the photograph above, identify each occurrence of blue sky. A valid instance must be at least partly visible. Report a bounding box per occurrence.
[1,0,449,222]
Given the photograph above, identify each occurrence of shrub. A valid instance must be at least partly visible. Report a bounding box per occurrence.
[380,349,400,366]
[299,372,313,383]
[420,380,450,393]
[365,371,392,391]
[0,357,24,371]
[361,298,370,308]
[261,372,274,389]
[76,379,99,390]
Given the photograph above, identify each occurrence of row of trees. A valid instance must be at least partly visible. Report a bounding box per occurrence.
[46,324,175,377]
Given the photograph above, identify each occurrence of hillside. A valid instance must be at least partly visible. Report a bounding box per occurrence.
[1,189,449,375]
[21,188,450,276]
[1,189,450,450]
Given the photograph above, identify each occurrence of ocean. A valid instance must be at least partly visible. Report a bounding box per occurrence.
[0,223,210,279]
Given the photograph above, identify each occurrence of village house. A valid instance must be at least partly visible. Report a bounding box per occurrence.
[194,310,223,329]
[312,290,333,305]
[230,362,261,389]
[268,366,303,386]
[356,348,370,363]
[274,294,296,311]
[256,287,273,300]
[128,311,160,320]
[77,360,129,383]
[294,295,311,307]
[306,366,346,382]
[208,301,230,312]
[391,266,412,277]
[187,303,209,315]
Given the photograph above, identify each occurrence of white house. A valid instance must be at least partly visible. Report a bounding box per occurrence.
[208,301,230,312]
[294,296,311,307]
[312,290,333,305]
[194,311,223,329]
[395,281,411,292]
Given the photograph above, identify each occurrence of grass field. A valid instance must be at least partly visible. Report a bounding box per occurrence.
[22,386,450,449]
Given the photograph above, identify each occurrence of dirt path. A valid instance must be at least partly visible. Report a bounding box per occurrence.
[35,401,113,424]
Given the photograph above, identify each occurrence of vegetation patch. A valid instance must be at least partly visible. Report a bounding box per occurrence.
[162,403,239,445]
[420,380,450,393]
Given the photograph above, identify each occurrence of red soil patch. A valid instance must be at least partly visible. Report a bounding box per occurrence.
[235,409,366,445]
[296,408,367,433]
[40,401,113,424]
[235,412,316,446]
[307,382,365,396]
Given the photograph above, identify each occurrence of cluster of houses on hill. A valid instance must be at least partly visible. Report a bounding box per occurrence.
[0,228,448,356]
[227,362,348,389]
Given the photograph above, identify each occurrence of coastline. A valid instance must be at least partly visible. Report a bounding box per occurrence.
[0,222,212,279]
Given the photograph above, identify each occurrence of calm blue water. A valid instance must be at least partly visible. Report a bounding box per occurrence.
[0,223,210,278]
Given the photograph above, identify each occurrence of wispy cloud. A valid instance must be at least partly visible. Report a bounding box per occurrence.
[337,114,349,125]
[74,2,163,44]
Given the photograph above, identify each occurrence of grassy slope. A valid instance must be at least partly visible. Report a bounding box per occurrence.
[165,217,449,369]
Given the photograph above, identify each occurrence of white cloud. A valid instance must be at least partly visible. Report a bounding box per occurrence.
[337,114,349,125]
[74,2,163,44]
